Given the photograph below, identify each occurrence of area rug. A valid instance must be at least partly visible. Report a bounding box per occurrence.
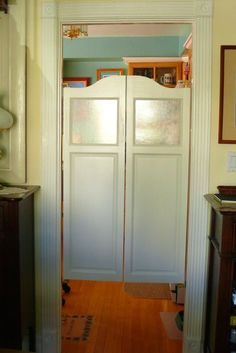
[61,314,94,342]
[124,283,171,299]
[160,312,183,340]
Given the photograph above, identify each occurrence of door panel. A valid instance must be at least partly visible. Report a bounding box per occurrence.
[69,153,119,275]
[124,76,190,282]
[63,77,126,280]
[130,154,182,273]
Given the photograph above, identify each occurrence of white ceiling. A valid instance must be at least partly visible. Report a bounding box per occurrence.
[86,23,192,37]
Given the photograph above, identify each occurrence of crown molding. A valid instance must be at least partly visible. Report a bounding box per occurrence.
[42,1,213,21]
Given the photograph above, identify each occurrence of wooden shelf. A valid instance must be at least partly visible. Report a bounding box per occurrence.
[127,61,182,87]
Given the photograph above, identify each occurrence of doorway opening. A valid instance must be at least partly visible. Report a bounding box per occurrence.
[61,22,192,353]
[40,1,213,351]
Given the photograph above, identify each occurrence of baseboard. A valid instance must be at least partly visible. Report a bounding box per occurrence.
[183,337,204,353]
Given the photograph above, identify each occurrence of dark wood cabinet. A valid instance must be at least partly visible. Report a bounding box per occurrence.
[0,186,39,351]
[204,194,236,353]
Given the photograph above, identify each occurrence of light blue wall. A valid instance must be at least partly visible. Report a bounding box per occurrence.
[63,36,182,59]
[64,60,127,84]
[63,34,191,84]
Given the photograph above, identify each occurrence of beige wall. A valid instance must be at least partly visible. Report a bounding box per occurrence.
[26,0,41,184]
[209,0,236,192]
[26,0,236,189]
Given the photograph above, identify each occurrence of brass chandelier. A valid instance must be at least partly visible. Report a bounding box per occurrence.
[63,24,88,39]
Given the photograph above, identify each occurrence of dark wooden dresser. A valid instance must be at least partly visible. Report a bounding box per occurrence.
[204,194,236,353]
[0,186,39,352]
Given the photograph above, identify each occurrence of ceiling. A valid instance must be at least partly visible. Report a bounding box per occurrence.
[65,23,192,38]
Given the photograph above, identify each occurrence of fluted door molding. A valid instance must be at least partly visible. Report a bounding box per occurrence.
[183,14,212,353]
[40,1,213,352]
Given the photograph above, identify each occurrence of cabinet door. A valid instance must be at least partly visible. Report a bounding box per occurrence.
[128,62,155,79]
[0,201,21,348]
[0,197,35,350]
[205,241,233,353]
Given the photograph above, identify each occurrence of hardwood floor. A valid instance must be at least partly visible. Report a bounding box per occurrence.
[61,280,183,353]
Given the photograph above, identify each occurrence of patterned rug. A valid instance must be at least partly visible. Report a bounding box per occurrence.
[61,314,94,342]
[124,283,171,299]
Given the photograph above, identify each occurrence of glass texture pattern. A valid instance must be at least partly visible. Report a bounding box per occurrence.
[70,98,118,144]
[135,99,181,145]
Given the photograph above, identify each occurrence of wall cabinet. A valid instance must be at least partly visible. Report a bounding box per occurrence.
[0,186,39,351]
[128,61,182,87]
[204,194,236,353]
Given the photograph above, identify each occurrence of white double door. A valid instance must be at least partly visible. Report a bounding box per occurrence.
[63,76,190,283]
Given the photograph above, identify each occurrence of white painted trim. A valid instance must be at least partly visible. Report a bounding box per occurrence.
[183,15,212,353]
[123,56,184,63]
[183,33,193,50]
[40,1,213,353]
[58,1,211,20]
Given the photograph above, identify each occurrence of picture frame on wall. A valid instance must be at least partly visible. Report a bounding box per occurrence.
[0,0,8,13]
[218,45,236,143]
[63,77,90,88]
[96,68,124,80]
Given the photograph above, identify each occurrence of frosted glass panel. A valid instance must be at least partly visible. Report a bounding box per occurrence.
[135,99,181,145]
[70,98,118,144]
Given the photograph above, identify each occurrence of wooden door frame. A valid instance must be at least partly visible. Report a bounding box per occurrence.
[39,1,213,353]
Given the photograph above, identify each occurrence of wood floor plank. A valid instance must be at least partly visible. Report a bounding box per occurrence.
[61,280,183,353]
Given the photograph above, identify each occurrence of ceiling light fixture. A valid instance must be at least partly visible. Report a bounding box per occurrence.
[63,25,88,39]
